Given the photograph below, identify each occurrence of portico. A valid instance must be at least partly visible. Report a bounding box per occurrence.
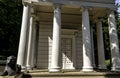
[17,0,120,72]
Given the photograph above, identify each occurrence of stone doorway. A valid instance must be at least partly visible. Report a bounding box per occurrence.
[61,37,75,69]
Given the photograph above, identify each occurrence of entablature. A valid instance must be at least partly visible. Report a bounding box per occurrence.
[23,0,115,9]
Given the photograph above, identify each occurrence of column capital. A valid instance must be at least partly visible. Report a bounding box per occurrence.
[109,10,115,15]
[107,9,116,17]
[22,1,31,7]
[93,17,104,24]
[109,8,116,11]
[30,14,36,18]
[53,3,62,9]
[30,8,35,17]
[30,13,38,22]
[96,17,103,23]
[81,6,89,11]
[81,6,93,11]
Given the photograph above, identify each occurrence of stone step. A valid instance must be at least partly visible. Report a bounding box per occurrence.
[22,70,120,78]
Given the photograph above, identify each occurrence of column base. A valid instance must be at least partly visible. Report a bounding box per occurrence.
[98,65,107,69]
[21,66,27,70]
[26,65,32,70]
[49,67,61,72]
[111,66,120,71]
[82,67,93,71]
[92,64,96,69]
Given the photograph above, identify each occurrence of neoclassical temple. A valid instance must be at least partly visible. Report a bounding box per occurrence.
[17,0,120,72]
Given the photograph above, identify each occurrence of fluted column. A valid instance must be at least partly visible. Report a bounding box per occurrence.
[96,20,106,69]
[17,4,30,68]
[49,4,61,72]
[108,11,120,71]
[82,7,93,71]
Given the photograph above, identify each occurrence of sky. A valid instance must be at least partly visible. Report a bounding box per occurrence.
[116,0,120,13]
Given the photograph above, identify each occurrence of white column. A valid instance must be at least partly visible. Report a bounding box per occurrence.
[17,4,30,68]
[82,7,93,71]
[96,20,106,69]
[90,26,96,68]
[108,11,120,71]
[30,19,37,68]
[49,4,61,72]
[26,13,34,70]
[34,21,39,67]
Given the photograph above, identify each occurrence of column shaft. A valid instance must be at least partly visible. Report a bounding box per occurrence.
[82,7,93,71]
[96,21,106,69]
[17,5,30,68]
[26,15,34,69]
[30,20,37,68]
[50,4,61,72]
[90,26,96,68]
[108,11,120,71]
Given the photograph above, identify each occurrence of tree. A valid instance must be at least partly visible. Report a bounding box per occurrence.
[115,2,120,49]
[0,0,22,57]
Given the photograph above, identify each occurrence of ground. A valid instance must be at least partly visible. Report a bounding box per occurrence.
[0,66,5,74]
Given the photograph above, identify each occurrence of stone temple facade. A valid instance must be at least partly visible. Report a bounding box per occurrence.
[17,0,120,72]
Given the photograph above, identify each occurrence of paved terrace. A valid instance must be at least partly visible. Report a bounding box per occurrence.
[22,70,120,78]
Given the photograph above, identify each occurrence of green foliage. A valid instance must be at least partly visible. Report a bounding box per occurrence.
[115,2,120,54]
[0,0,22,57]
[115,3,120,41]
[106,59,111,69]
[102,16,111,60]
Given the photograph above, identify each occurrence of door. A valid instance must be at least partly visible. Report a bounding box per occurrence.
[62,38,74,69]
